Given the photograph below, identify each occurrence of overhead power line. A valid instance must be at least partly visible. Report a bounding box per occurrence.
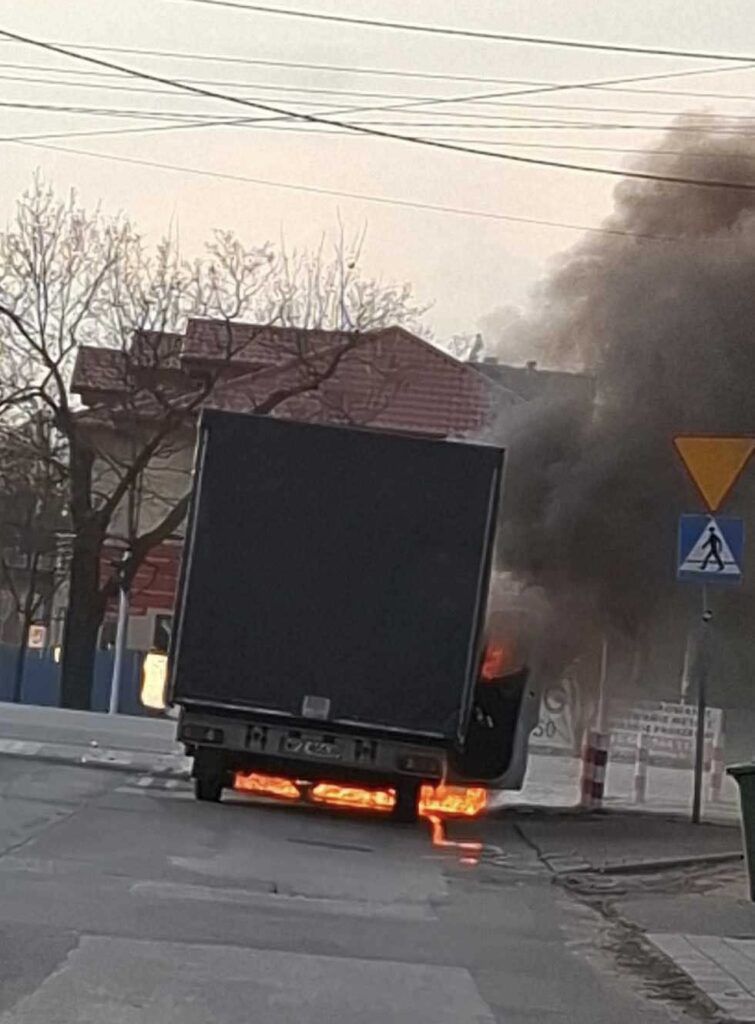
[19,134,755,260]
[3,41,754,114]
[9,104,755,167]
[0,65,510,105]
[256,63,755,123]
[10,137,685,243]
[3,27,755,192]
[615,84,755,102]
[10,70,755,132]
[8,108,755,163]
[174,0,755,64]
[10,63,755,132]
[2,40,752,93]
[11,64,755,118]
[12,115,755,157]
[11,93,755,133]
[0,98,201,121]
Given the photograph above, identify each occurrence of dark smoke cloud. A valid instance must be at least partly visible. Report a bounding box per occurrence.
[492,119,755,703]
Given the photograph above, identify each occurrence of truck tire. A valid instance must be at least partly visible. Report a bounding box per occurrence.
[392,780,421,824]
[194,774,223,803]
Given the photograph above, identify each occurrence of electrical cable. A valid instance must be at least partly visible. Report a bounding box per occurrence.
[175,1,755,65]
[2,27,755,191]
[10,136,685,242]
[1,40,750,92]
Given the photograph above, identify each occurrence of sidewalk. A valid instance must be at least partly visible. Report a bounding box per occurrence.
[480,806,753,1022]
[0,702,188,777]
[497,749,741,824]
[482,806,743,875]
[621,862,755,1022]
[649,933,755,1021]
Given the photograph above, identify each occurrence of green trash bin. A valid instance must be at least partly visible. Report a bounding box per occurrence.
[727,762,755,902]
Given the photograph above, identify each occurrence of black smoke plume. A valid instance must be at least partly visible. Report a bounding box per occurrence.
[491,119,755,705]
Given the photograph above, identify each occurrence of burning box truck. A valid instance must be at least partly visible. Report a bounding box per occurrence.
[169,410,540,822]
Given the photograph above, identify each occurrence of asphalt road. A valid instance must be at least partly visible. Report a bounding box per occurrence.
[0,756,689,1023]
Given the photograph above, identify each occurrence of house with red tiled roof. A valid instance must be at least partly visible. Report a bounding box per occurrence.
[70,319,517,652]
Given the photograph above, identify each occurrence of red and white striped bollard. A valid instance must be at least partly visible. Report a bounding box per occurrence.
[708,716,725,803]
[580,729,609,810]
[633,730,649,804]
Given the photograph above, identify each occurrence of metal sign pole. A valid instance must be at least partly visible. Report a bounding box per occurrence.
[673,436,751,825]
[691,583,710,824]
[109,552,130,716]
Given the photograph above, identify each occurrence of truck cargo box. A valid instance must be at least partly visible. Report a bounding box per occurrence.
[170,410,503,744]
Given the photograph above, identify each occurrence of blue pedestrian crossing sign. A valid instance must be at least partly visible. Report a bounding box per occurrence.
[677,514,744,584]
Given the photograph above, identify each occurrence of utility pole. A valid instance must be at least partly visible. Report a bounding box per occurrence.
[595,634,609,734]
[108,551,130,715]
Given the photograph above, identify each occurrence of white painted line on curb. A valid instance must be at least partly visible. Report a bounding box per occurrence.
[0,739,43,755]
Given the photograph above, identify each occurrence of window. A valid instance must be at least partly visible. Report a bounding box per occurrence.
[99,618,117,651]
[152,614,172,654]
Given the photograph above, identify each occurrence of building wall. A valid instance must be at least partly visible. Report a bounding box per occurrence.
[76,331,509,651]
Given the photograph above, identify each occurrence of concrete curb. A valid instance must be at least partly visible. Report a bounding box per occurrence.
[488,801,740,828]
[511,819,744,880]
[0,738,189,778]
[580,850,744,876]
[486,801,588,818]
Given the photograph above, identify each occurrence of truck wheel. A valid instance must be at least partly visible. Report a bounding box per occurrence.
[194,775,223,802]
[392,780,421,824]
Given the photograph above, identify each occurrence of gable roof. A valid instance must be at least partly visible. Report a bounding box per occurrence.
[470,359,596,404]
[72,320,517,439]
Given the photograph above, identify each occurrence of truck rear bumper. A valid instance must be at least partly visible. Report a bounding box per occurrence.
[177,707,447,784]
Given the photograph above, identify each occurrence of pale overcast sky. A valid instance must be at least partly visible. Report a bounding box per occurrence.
[0,0,754,341]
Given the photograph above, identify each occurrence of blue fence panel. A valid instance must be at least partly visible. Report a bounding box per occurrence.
[0,642,149,715]
[19,649,61,706]
[0,644,60,705]
[0,645,19,702]
[92,650,146,715]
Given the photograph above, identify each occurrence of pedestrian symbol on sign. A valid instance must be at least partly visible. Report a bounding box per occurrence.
[700,525,724,572]
[677,514,744,583]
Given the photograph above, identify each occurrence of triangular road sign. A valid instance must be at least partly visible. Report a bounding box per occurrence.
[674,436,754,511]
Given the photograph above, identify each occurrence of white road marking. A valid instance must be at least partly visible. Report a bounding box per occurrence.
[0,740,43,755]
[0,936,496,1023]
[131,880,436,921]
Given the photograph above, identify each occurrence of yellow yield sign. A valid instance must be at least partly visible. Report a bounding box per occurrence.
[674,436,754,512]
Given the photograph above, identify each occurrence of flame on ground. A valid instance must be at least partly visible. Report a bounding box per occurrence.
[233,774,488,819]
[425,813,483,864]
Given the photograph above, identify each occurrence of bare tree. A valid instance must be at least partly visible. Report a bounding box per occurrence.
[445,333,483,362]
[0,415,66,699]
[0,178,426,709]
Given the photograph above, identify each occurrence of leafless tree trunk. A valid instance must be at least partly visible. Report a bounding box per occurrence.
[12,550,40,703]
